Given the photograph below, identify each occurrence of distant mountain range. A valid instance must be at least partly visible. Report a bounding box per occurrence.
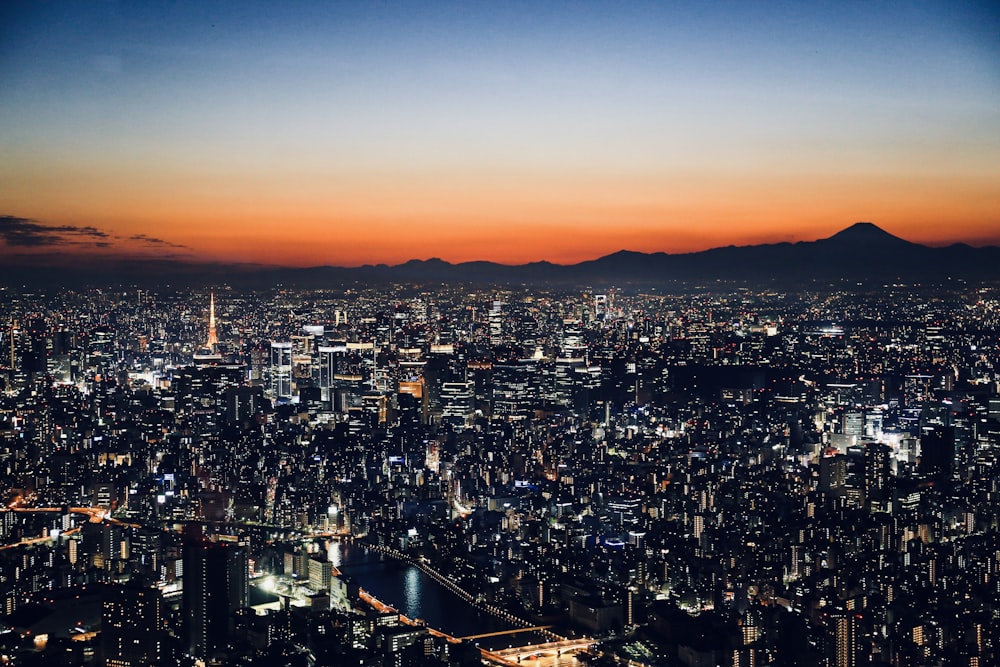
[3,223,999,288]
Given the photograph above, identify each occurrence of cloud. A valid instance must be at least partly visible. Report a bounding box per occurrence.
[0,215,110,247]
[0,215,193,255]
[128,234,190,250]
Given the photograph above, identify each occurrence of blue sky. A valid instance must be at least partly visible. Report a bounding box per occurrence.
[1,1,997,265]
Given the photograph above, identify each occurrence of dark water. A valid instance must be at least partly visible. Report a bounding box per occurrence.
[331,542,531,648]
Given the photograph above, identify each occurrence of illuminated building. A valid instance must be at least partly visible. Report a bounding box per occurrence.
[820,450,847,496]
[308,555,334,592]
[317,344,343,402]
[488,300,505,346]
[269,341,293,399]
[492,358,538,419]
[101,585,166,667]
[594,293,608,320]
[440,380,474,428]
[207,291,218,348]
[864,442,891,511]
[826,609,861,667]
[193,292,223,364]
[225,385,264,425]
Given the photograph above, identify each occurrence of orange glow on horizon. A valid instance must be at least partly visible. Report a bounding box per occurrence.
[3,166,998,267]
[3,1,997,270]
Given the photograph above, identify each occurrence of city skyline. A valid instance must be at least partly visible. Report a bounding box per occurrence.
[4,282,1000,665]
[2,1,999,267]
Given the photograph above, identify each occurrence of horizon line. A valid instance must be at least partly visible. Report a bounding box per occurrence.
[2,220,998,271]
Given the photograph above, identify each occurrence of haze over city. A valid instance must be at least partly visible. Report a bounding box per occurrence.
[2,1,999,267]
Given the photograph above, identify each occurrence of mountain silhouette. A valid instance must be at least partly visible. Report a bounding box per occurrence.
[2,223,998,287]
[824,221,913,246]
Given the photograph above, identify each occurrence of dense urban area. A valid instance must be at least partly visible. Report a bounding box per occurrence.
[1,281,999,667]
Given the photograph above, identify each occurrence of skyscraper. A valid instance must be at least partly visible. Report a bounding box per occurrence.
[489,300,505,346]
[269,341,293,400]
[317,344,341,402]
[864,442,891,511]
[102,585,166,667]
[820,450,847,496]
[225,385,264,425]
[826,609,862,667]
[182,539,249,660]
[441,380,475,428]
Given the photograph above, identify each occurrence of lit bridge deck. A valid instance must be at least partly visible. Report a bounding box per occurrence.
[357,588,589,667]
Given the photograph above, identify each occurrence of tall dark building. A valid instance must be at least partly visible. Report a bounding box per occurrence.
[819,451,847,496]
[919,425,955,483]
[82,521,124,567]
[101,585,166,667]
[225,385,264,425]
[864,442,891,511]
[182,539,249,660]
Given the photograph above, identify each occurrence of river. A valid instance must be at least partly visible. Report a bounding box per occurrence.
[329,542,536,649]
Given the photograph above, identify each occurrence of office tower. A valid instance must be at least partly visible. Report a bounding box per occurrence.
[82,521,125,567]
[173,365,243,417]
[291,333,315,392]
[269,341,293,399]
[687,319,711,359]
[6,318,15,378]
[864,442,891,511]
[182,539,249,660]
[131,528,162,579]
[492,358,538,419]
[102,585,166,667]
[225,385,264,425]
[489,300,504,346]
[20,315,48,380]
[317,345,340,401]
[820,451,847,496]
[594,294,608,320]
[551,356,584,408]
[440,380,475,428]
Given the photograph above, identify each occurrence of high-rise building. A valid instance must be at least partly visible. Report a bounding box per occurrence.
[441,380,475,428]
[102,585,166,667]
[82,521,125,566]
[308,555,334,593]
[594,294,608,320]
[820,450,847,496]
[492,358,538,419]
[225,385,264,425]
[826,609,862,667]
[864,442,891,511]
[269,341,293,400]
[919,425,955,483]
[182,539,249,660]
[317,344,348,402]
[489,300,505,346]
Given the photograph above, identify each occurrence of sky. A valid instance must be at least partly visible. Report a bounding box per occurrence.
[1,1,998,267]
